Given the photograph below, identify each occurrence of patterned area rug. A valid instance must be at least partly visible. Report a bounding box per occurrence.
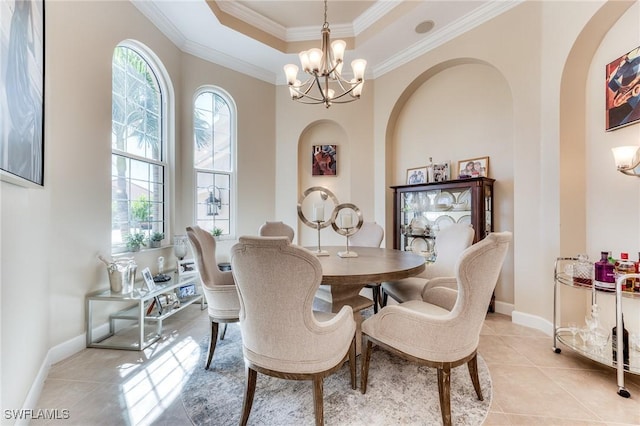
[181,323,492,426]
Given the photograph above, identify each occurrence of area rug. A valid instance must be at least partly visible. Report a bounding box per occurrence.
[181,323,492,426]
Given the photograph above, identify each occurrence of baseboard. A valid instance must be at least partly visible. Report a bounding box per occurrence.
[493,300,513,316]
[20,322,111,420]
[512,310,554,336]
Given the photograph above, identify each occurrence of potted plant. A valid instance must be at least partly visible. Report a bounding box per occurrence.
[125,232,146,252]
[148,232,164,248]
[211,227,223,240]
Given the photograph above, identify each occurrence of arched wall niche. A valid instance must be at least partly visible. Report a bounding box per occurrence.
[297,119,351,247]
[383,57,516,306]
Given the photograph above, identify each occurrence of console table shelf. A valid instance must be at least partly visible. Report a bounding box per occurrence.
[86,274,204,351]
[553,257,640,398]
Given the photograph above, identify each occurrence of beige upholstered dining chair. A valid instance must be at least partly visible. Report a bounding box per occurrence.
[258,220,295,242]
[231,236,356,426]
[186,226,240,369]
[381,223,474,306]
[348,222,385,312]
[361,232,511,426]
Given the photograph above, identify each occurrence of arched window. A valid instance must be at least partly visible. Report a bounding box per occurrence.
[193,88,236,237]
[111,43,169,252]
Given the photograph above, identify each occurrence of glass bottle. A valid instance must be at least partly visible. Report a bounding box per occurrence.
[595,251,615,284]
[635,252,640,292]
[612,314,630,370]
[573,254,592,287]
[615,252,635,291]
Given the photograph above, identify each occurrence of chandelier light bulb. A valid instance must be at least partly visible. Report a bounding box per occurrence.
[612,146,639,169]
[299,51,310,72]
[331,39,346,63]
[307,48,323,73]
[284,64,299,85]
[352,80,363,97]
[351,59,367,81]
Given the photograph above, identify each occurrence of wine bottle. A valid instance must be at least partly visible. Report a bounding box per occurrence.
[615,253,635,291]
[612,314,630,370]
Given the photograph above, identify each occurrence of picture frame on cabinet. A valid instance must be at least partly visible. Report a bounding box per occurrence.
[458,156,489,178]
[312,145,337,176]
[406,166,427,184]
[433,162,450,182]
[605,45,640,131]
[142,267,156,292]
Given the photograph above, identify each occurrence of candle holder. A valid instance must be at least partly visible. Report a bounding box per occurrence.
[297,186,338,257]
[331,203,363,258]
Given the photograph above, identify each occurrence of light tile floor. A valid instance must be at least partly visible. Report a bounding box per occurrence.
[33,307,640,425]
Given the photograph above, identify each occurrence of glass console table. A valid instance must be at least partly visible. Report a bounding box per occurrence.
[86,274,204,350]
[553,257,639,397]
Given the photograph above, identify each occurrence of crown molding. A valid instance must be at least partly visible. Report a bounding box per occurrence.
[373,0,523,78]
[131,0,188,48]
[216,1,288,40]
[352,0,402,36]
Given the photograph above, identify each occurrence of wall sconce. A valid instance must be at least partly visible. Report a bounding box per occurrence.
[611,146,640,177]
[206,186,222,216]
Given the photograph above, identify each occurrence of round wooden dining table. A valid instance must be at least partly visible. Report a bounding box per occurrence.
[309,246,426,353]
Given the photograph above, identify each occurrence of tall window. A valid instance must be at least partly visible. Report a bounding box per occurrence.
[194,89,235,236]
[111,45,166,252]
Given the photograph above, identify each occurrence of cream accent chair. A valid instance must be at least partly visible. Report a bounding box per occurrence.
[258,220,295,242]
[231,236,357,426]
[361,232,512,426]
[348,222,384,312]
[381,223,474,306]
[186,226,240,369]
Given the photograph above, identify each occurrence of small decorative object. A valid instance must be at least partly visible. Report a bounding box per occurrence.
[142,267,156,292]
[99,255,135,294]
[406,166,427,184]
[177,283,196,300]
[148,232,164,248]
[211,227,223,239]
[154,256,171,282]
[606,45,640,131]
[125,232,146,252]
[177,259,198,277]
[330,203,363,258]
[297,186,339,256]
[312,145,337,176]
[458,157,489,178]
[433,162,450,182]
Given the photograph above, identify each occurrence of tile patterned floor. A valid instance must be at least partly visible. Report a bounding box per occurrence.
[33,306,640,425]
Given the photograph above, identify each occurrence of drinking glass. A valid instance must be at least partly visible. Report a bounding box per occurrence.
[585,315,597,331]
[591,328,610,356]
[578,326,591,348]
[568,322,578,343]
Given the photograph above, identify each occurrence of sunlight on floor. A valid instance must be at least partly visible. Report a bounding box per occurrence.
[120,336,201,424]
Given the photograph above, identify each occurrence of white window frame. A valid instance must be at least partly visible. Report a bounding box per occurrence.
[193,86,237,239]
[111,40,174,254]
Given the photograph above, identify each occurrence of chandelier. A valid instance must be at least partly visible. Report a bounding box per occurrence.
[283,0,367,108]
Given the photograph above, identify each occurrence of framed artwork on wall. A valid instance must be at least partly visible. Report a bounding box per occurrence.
[458,157,489,178]
[0,0,45,186]
[605,45,640,131]
[312,145,337,176]
[406,166,427,184]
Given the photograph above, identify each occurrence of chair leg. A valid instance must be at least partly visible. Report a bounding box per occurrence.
[205,321,219,370]
[348,337,356,390]
[240,366,257,426]
[220,323,228,340]
[467,353,484,401]
[312,375,324,426]
[371,285,380,313]
[360,338,373,394]
[381,290,388,307]
[437,366,452,426]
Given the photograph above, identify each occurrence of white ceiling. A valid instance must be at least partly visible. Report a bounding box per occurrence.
[131,0,522,85]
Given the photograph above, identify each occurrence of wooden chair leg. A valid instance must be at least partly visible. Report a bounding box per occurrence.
[360,338,373,394]
[348,337,356,390]
[220,323,228,340]
[205,321,219,370]
[467,353,484,401]
[371,285,380,313]
[437,366,452,426]
[240,366,257,426]
[312,376,324,426]
[381,290,388,307]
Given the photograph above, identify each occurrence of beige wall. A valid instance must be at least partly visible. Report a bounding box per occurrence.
[0,0,275,411]
[2,0,639,414]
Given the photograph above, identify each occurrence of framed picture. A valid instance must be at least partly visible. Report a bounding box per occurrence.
[312,145,337,176]
[0,0,45,187]
[141,267,156,292]
[406,166,427,184]
[433,162,450,182]
[458,157,489,178]
[606,46,640,131]
[177,284,196,300]
[177,259,198,277]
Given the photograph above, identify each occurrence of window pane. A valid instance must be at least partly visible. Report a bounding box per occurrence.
[195,171,230,235]
[194,92,231,172]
